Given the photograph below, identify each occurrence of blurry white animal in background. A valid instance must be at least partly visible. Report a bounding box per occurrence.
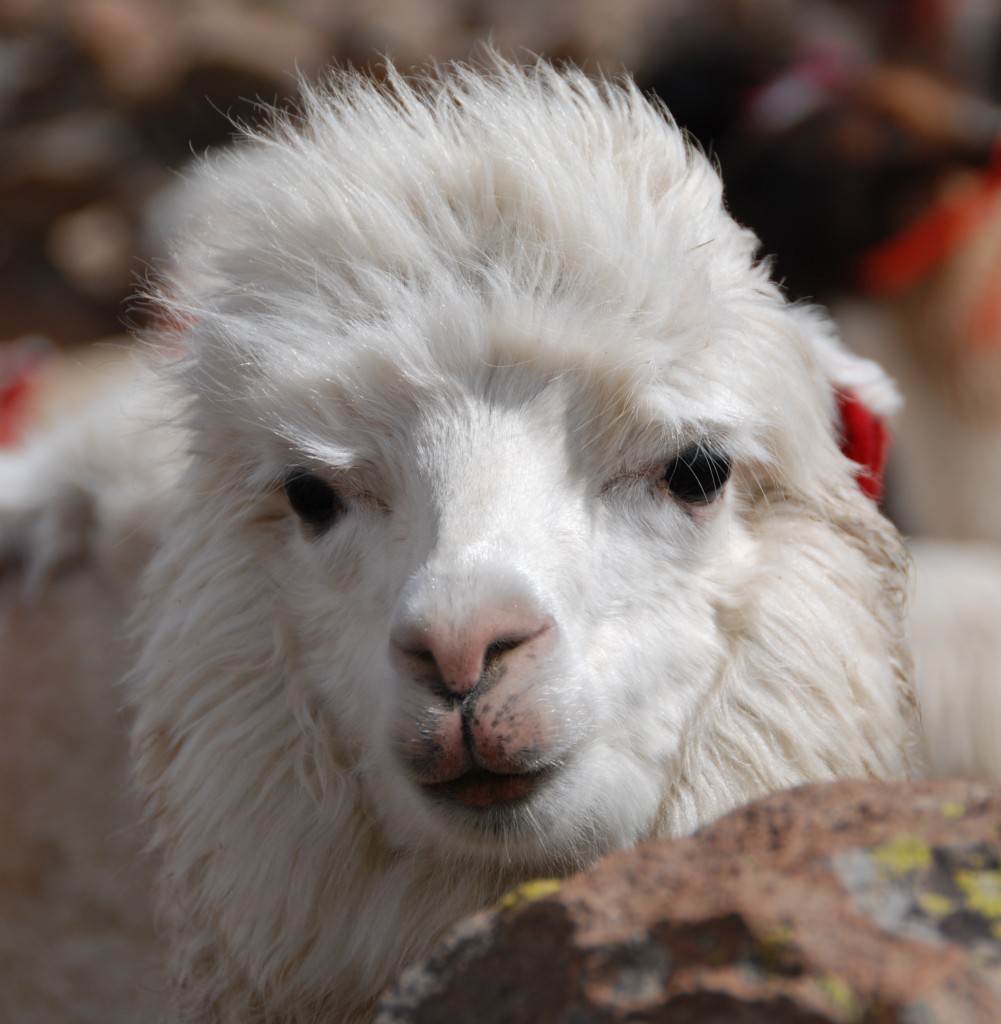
[0,53,964,1023]
[908,537,1001,784]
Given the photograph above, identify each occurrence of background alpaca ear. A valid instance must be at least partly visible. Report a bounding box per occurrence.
[793,305,900,503]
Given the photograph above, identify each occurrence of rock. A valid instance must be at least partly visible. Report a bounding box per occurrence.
[377,779,1001,1023]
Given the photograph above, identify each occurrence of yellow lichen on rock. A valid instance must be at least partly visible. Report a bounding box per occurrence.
[498,878,564,911]
[955,868,1001,918]
[819,972,863,1021]
[872,837,932,876]
[917,891,955,917]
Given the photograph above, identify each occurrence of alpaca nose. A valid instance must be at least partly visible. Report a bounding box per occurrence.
[390,601,554,698]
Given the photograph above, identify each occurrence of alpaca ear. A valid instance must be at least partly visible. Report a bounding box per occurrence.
[834,389,892,502]
[793,305,899,503]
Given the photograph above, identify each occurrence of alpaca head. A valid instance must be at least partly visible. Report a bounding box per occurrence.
[130,55,920,1009]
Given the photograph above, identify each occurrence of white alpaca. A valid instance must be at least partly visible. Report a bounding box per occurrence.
[908,538,1001,784]
[1,57,924,1022]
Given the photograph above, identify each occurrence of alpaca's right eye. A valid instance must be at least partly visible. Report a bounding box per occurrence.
[283,470,344,531]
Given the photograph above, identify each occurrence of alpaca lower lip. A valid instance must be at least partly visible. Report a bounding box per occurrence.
[425,768,549,808]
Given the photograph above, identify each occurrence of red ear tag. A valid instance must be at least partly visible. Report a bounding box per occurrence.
[0,344,47,447]
[836,389,890,502]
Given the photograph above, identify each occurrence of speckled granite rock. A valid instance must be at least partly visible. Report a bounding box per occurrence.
[376,779,1001,1023]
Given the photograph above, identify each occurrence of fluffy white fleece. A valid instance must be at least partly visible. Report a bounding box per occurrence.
[1,56,922,1023]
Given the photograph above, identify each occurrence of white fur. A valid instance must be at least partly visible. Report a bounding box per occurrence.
[908,538,1001,783]
[1,56,922,1022]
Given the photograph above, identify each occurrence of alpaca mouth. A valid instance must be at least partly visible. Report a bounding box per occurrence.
[424,767,551,809]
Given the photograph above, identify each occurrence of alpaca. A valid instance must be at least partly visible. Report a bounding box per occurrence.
[907,537,1001,784]
[0,56,923,1023]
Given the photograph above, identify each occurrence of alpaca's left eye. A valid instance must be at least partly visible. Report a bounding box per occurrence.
[283,469,344,530]
[663,445,731,505]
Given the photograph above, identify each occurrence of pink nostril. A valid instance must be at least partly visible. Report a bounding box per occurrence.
[391,619,553,697]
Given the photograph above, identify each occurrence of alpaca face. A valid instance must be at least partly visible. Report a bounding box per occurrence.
[251,350,750,868]
[138,49,915,877]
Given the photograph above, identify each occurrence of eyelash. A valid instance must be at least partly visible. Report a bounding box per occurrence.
[662,445,732,505]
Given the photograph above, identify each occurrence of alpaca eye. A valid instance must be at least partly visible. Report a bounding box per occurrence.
[283,470,344,530]
[664,446,731,505]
